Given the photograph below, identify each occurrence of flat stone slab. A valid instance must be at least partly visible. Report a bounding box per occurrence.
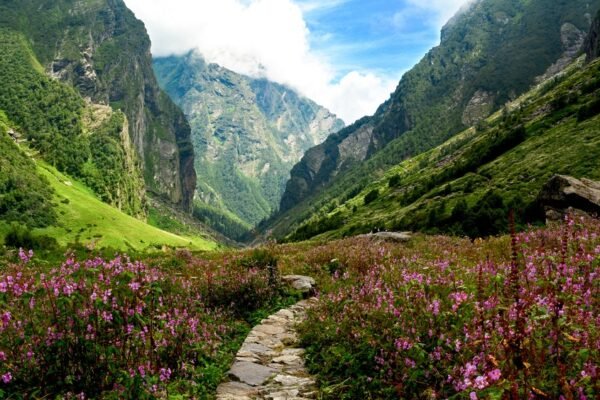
[217,381,259,396]
[254,324,286,335]
[229,362,276,386]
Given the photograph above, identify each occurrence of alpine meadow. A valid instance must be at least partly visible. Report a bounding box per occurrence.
[0,1,598,399]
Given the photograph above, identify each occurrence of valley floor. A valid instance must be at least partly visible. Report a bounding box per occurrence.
[0,216,598,399]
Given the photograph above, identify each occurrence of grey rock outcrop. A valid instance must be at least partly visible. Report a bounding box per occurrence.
[281,276,316,294]
[585,11,600,61]
[537,175,600,220]
[358,231,413,243]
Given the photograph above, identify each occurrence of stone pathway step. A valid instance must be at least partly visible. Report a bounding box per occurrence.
[216,298,318,400]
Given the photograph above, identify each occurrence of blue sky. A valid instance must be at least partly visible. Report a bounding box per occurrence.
[300,0,445,79]
[124,0,471,123]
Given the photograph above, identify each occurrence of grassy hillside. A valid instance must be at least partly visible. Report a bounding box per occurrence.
[273,0,599,232]
[0,0,197,210]
[0,29,147,217]
[29,162,217,252]
[281,56,600,241]
[0,112,56,229]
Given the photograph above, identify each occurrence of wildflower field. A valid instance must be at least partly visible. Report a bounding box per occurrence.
[0,217,598,399]
[288,217,599,399]
[0,248,299,399]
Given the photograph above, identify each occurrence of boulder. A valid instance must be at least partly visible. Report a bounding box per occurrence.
[358,231,412,243]
[537,175,600,221]
[281,275,316,293]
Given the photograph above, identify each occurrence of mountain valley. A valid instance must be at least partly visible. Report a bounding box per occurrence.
[0,1,599,399]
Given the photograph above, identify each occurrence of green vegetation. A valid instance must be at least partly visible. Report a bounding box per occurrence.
[29,162,216,252]
[293,219,599,399]
[0,30,145,217]
[192,202,252,243]
[284,57,600,241]
[274,0,600,236]
[0,247,300,398]
[0,111,56,228]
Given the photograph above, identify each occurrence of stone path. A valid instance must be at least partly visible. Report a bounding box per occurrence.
[216,298,318,400]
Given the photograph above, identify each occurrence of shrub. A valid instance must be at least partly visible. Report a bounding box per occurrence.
[3,223,57,250]
[388,175,401,188]
[364,189,380,205]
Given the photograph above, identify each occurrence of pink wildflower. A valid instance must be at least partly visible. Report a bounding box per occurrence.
[1,372,12,384]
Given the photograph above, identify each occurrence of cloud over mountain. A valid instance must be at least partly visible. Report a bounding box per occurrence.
[124,0,471,123]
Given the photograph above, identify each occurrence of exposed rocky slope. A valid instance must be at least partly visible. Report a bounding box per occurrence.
[154,51,344,230]
[538,175,600,220]
[280,55,600,241]
[585,10,600,60]
[276,0,599,219]
[0,0,196,211]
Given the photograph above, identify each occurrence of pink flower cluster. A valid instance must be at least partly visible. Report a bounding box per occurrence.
[299,215,600,398]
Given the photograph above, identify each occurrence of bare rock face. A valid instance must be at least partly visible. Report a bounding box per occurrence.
[585,11,600,61]
[537,175,600,221]
[462,90,495,126]
[536,23,586,83]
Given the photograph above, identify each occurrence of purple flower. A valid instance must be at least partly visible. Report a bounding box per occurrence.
[470,392,478,400]
[18,248,33,264]
[487,369,501,382]
[159,367,172,382]
[1,372,12,384]
[474,375,488,389]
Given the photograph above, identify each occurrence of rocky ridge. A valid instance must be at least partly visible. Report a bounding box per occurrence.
[585,10,600,60]
[154,51,344,227]
[276,0,600,225]
[0,0,197,211]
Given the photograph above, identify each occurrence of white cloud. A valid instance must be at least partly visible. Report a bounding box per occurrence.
[402,0,475,28]
[123,0,397,124]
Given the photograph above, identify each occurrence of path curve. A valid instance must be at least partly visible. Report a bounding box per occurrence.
[216,298,318,400]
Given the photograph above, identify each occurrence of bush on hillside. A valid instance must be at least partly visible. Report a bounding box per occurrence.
[364,189,379,205]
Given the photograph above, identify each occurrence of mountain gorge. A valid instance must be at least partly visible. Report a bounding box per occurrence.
[0,0,221,251]
[0,0,196,211]
[153,51,344,238]
[1,1,600,399]
[269,0,600,239]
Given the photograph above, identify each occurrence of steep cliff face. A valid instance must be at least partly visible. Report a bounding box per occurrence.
[154,51,344,227]
[585,11,600,60]
[0,0,196,211]
[278,0,599,214]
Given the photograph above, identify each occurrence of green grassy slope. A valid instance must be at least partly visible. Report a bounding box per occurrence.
[271,0,599,234]
[0,0,197,211]
[281,57,600,241]
[32,162,218,252]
